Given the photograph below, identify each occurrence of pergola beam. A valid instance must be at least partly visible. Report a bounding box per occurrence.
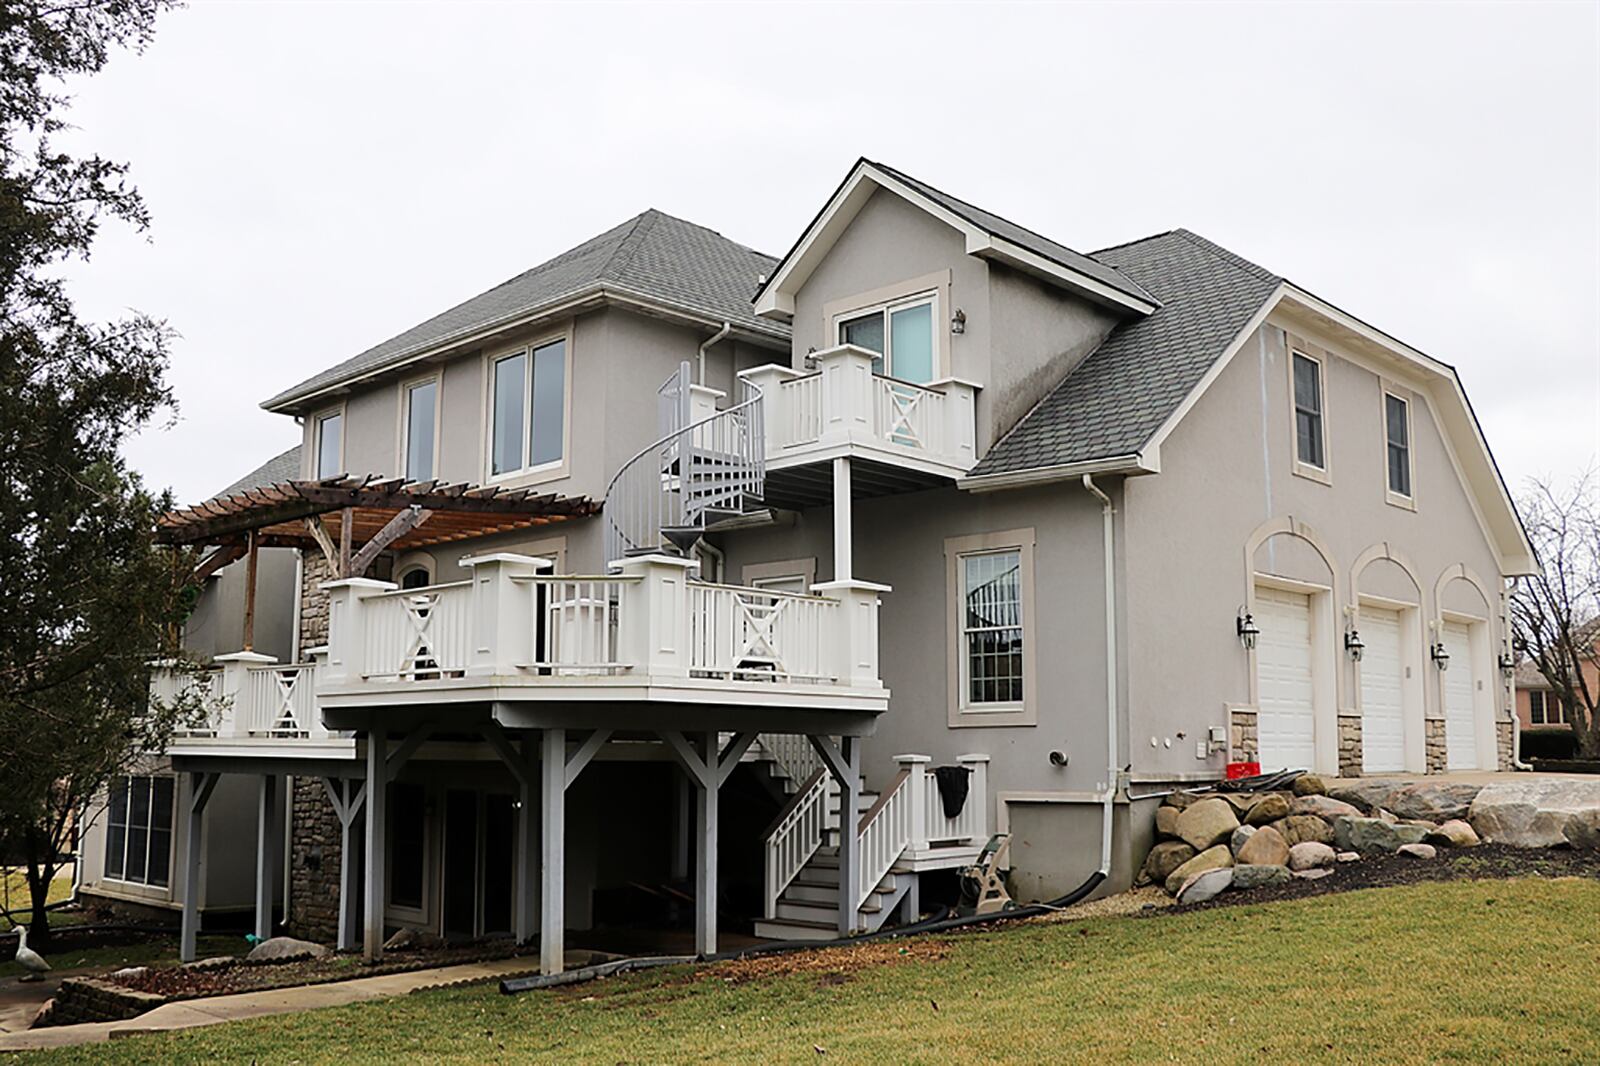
[347,506,432,578]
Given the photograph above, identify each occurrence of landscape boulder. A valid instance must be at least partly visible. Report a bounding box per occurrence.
[1155,805,1181,839]
[1292,774,1328,797]
[245,937,329,963]
[1244,793,1291,826]
[181,956,235,971]
[1230,825,1257,855]
[1326,779,1404,811]
[1175,798,1240,851]
[1287,841,1336,871]
[1426,819,1481,848]
[1231,863,1292,890]
[1176,867,1234,904]
[1469,779,1600,847]
[1333,816,1425,855]
[1292,795,1362,820]
[1386,781,1483,823]
[1141,841,1197,885]
[1563,809,1600,850]
[1336,851,1360,863]
[1164,791,1200,810]
[1271,814,1334,846]
[1397,843,1437,859]
[1293,868,1334,881]
[1236,825,1291,867]
[1164,844,1234,896]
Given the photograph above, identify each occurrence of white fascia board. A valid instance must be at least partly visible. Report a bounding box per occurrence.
[958,451,1160,493]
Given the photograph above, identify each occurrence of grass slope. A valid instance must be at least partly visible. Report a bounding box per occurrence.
[19,877,1600,1065]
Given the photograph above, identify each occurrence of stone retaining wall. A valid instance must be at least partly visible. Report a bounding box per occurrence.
[40,978,166,1027]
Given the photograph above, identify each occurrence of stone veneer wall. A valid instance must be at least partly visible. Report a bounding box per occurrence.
[287,776,343,943]
[1497,721,1515,771]
[1425,720,1447,773]
[1337,715,1363,777]
[1229,709,1258,764]
[288,550,343,944]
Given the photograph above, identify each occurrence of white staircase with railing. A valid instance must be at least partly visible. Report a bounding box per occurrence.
[756,752,990,941]
[604,361,766,563]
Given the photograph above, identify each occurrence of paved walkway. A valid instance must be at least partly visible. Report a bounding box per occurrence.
[0,955,541,1052]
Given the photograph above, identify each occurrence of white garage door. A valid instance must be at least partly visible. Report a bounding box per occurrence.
[1442,621,1478,770]
[1255,587,1316,771]
[1359,608,1406,773]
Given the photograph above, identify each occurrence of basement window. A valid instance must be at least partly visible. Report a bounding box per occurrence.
[104,775,175,888]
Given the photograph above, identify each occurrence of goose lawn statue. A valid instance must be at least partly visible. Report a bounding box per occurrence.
[13,924,50,982]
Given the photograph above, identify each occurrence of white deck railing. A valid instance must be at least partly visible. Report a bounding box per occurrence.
[243,662,321,736]
[321,554,885,692]
[151,663,228,736]
[743,346,978,473]
[855,769,913,910]
[762,769,830,919]
[152,655,331,742]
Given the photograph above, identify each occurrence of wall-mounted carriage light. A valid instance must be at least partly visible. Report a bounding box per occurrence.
[1497,652,1517,675]
[1344,628,1365,662]
[1236,608,1259,651]
[1431,642,1451,671]
[951,308,966,334]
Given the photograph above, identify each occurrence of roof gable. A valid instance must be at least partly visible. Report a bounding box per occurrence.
[753,159,1159,320]
[263,210,782,412]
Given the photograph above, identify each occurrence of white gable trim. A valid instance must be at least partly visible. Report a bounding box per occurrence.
[1141,283,1534,576]
[754,162,1158,320]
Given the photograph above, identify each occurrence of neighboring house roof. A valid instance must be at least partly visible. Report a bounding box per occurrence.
[968,229,1281,478]
[753,159,1158,319]
[1515,660,1551,689]
[263,210,783,412]
[214,444,303,500]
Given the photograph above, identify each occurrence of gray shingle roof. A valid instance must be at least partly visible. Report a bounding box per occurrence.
[865,160,1158,308]
[214,444,302,499]
[264,210,782,411]
[969,229,1282,478]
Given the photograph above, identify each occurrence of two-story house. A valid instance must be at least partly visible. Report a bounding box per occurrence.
[78,159,1534,975]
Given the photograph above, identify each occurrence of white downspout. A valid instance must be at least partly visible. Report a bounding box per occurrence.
[1082,474,1119,877]
[697,321,733,386]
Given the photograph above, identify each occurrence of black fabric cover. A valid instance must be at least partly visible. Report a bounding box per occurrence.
[933,765,971,820]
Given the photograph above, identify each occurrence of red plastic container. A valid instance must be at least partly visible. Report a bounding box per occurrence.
[1225,761,1261,781]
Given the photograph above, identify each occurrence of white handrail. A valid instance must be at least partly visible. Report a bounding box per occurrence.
[855,770,913,911]
[762,769,829,920]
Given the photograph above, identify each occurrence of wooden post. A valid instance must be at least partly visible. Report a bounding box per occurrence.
[363,729,387,961]
[242,529,260,652]
[540,727,566,975]
[338,506,354,578]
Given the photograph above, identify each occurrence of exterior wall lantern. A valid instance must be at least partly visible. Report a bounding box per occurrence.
[951,308,966,334]
[1344,628,1365,662]
[1236,608,1259,651]
[1497,652,1517,676]
[1430,642,1451,671]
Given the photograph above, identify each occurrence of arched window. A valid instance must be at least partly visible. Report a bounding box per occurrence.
[399,567,432,590]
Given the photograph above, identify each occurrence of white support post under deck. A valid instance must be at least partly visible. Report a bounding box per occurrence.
[540,727,566,975]
[254,773,277,941]
[516,739,537,946]
[693,731,719,957]
[832,455,853,582]
[836,736,861,935]
[180,771,219,963]
[363,729,387,962]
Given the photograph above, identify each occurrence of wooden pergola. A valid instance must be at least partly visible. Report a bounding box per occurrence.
[157,474,599,651]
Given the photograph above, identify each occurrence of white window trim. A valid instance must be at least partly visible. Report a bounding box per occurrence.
[1381,380,1416,511]
[481,327,573,488]
[741,557,818,593]
[823,269,951,383]
[102,773,176,890]
[946,528,1037,728]
[1528,689,1563,726]
[397,373,442,485]
[1288,345,1331,485]
[310,402,347,480]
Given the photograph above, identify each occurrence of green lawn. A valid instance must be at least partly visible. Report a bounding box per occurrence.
[18,877,1600,1064]
[1,868,74,932]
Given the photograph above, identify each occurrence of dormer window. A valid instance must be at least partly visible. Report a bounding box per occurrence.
[837,294,936,385]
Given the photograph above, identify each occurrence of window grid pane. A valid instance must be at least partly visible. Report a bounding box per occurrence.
[1292,354,1324,469]
[962,550,1023,705]
[889,302,934,384]
[529,340,565,467]
[1385,394,1410,496]
[105,776,129,880]
[405,381,437,482]
[491,353,527,476]
[316,414,342,479]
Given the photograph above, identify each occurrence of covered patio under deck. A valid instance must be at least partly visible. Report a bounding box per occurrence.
[171,701,882,976]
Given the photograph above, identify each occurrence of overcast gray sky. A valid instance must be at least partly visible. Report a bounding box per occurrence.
[60,0,1599,505]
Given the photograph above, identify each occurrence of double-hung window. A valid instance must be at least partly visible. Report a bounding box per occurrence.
[490,338,567,478]
[1291,351,1326,474]
[314,410,343,479]
[104,774,175,887]
[403,379,438,483]
[946,529,1036,726]
[837,294,936,385]
[1384,391,1412,501]
[1529,690,1563,726]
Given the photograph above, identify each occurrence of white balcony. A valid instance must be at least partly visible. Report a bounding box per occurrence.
[315,553,889,717]
[156,653,356,758]
[741,345,979,497]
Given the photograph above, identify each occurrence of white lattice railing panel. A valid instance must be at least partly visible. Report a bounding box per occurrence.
[762,769,830,919]
[243,663,320,737]
[872,377,945,453]
[151,665,227,736]
[758,733,825,785]
[360,581,473,679]
[687,583,836,682]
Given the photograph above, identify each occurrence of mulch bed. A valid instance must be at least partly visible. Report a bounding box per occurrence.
[110,940,538,1000]
[1180,843,1600,912]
